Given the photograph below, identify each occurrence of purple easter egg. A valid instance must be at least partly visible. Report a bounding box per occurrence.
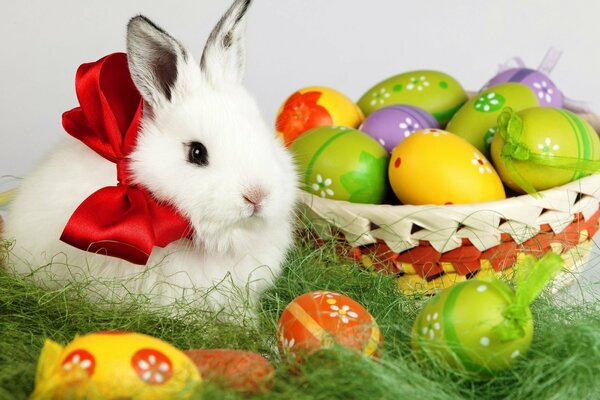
[360,104,439,152]
[482,68,563,107]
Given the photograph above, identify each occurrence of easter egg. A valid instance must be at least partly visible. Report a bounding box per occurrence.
[360,104,440,152]
[412,279,533,373]
[277,291,383,360]
[483,68,564,107]
[290,126,389,203]
[491,107,600,194]
[445,83,539,155]
[357,70,468,125]
[276,86,365,146]
[184,349,274,394]
[389,129,506,205]
[31,331,201,399]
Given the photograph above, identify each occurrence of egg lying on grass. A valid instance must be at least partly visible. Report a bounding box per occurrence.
[31,332,201,400]
[277,291,383,361]
[412,252,564,374]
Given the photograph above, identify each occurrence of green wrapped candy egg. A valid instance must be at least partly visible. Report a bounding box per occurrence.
[446,83,539,155]
[491,107,600,194]
[290,126,389,204]
[357,70,467,125]
[412,279,533,373]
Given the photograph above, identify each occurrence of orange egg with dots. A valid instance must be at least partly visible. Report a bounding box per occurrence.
[388,128,506,205]
[277,291,383,360]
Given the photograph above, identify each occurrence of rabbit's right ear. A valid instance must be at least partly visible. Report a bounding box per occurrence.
[127,15,189,110]
[200,0,252,86]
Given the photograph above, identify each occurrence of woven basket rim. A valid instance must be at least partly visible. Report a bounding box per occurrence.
[299,173,600,214]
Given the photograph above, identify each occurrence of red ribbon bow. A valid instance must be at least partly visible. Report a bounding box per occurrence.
[60,52,192,265]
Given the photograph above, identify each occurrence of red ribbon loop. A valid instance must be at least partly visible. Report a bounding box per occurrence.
[60,53,192,265]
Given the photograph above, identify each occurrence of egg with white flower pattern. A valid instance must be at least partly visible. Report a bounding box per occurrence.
[277,291,383,360]
[31,331,201,399]
[360,104,440,152]
[357,70,467,125]
[412,279,533,373]
[275,86,365,146]
[490,107,600,194]
[445,83,539,155]
[482,68,564,108]
[290,126,389,204]
[389,129,506,205]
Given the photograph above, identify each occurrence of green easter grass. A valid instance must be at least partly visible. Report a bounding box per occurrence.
[1,223,600,400]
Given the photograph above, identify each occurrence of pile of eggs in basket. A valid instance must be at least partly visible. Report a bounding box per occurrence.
[277,68,600,205]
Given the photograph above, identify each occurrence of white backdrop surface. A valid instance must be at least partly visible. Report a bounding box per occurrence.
[2,0,600,179]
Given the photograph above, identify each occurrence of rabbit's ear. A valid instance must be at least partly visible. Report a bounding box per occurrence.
[200,0,251,85]
[127,15,188,109]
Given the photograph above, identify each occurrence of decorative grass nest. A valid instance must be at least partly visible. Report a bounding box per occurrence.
[298,112,600,295]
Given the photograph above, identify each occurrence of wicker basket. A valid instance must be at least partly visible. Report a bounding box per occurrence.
[298,112,600,294]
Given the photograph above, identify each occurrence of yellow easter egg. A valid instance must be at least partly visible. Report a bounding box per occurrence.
[389,129,506,205]
[31,331,201,399]
[276,86,365,146]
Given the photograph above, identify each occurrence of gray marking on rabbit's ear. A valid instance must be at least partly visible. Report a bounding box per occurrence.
[127,15,188,107]
[200,0,252,85]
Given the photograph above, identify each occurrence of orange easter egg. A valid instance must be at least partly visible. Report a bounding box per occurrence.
[276,86,364,146]
[277,291,383,360]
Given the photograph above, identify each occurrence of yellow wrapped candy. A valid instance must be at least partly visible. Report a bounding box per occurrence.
[31,331,201,399]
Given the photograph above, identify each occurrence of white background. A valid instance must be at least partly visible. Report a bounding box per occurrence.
[2,0,600,181]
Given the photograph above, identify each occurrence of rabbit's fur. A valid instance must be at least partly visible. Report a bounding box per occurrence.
[3,0,298,317]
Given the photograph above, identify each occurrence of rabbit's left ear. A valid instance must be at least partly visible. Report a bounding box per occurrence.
[126,15,189,110]
[200,0,252,85]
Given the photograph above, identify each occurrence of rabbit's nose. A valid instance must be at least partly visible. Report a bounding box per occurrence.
[243,186,268,215]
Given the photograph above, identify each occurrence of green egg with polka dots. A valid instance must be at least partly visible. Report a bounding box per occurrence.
[446,83,539,156]
[411,279,533,373]
[490,107,600,194]
[357,70,467,125]
[290,126,389,204]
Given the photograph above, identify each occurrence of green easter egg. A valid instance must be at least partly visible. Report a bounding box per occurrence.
[412,279,533,373]
[490,107,600,194]
[446,83,539,156]
[357,70,467,125]
[290,126,389,204]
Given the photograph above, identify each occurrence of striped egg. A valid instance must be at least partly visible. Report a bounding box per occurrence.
[482,68,563,107]
[276,86,364,146]
[446,83,539,156]
[278,291,383,360]
[491,107,600,193]
[290,126,389,204]
[412,279,533,373]
[357,70,467,125]
[360,104,439,152]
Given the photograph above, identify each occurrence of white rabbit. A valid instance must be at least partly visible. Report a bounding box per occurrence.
[3,0,298,317]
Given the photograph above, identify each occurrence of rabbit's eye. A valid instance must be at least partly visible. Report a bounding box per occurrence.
[187,141,209,166]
